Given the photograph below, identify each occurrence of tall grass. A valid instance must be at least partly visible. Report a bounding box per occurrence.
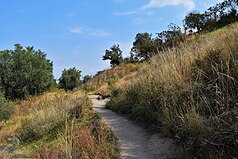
[107,23,238,158]
[0,92,14,121]
[38,113,120,159]
[17,92,88,143]
[0,91,120,158]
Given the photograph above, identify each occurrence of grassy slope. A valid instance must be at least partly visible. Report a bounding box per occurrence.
[105,23,238,158]
[0,90,120,158]
[84,63,139,97]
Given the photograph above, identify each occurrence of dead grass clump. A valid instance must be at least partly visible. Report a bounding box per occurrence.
[39,113,120,159]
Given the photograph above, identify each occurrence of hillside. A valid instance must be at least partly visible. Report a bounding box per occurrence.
[84,63,139,97]
[0,91,120,158]
[89,23,238,158]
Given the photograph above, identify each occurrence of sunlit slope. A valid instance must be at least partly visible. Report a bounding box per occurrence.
[84,63,139,97]
[106,23,238,158]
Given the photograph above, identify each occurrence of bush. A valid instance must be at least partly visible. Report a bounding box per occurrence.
[0,92,14,121]
[59,67,81,91]
[0,44,55,99]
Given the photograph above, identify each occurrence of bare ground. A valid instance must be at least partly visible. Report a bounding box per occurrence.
[89,95,180,159]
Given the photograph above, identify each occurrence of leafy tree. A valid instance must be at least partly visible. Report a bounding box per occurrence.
[103,44,123,66]
[130,32,156,60]
[59,67,81,91]
[157,23,183,47]
[184,12,205,32]
[0,44,55,99]
[184,1,238,33]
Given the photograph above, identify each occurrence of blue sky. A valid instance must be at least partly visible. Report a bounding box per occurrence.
[0,0,221,79]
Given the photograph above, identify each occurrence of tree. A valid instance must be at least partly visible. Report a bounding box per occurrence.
[59,67,81,91]
[82,75,92,83]
[0,44,55,99]
[130,32,156,60]
[103,44,123,66]
[157,23,183,48]
[184,12,205,32]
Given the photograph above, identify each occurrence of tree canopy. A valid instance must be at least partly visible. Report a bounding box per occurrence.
[0,44,55,99]
[130,32,156,61]
[184,12,205,32]
[184,0,238,33]
[59,67,81,91]
[103,44,123,66]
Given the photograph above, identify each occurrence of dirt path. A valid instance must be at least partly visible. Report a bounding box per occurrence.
[89,95,179,159]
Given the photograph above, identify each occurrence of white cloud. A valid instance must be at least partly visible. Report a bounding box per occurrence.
[132,18,145,24]
[142,0,195,10]
[69,27,84,34]
[69,26,110,37]
[115,11,136,16]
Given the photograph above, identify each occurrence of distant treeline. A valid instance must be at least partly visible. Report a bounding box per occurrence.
[184,0,238,33]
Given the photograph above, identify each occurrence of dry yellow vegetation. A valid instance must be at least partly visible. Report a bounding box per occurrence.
[84,62,139,97]
[0,90,120,158]
[106,23,238,158]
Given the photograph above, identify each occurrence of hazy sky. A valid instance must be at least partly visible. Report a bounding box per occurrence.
[0,0,221,79]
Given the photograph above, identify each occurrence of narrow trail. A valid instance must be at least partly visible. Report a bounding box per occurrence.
[89,95,179,159]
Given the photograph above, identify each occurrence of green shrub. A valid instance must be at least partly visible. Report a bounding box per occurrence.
[0,92,14,121]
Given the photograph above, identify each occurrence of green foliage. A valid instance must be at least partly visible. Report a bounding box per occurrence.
[184,0,238,33]
[103,44,123,66]
[157,23,184,48]
[130,24,183,61]
[0,92,13,121]
[59,67,81,91]
[82,75,92,83]
[130,32,157,61]
[184,12,205,32]
[0,44,55,99]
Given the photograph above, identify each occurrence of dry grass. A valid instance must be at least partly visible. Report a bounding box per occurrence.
[0,90,120,158]
[38,113,120,159]
[84,63,139,97]
[107,23,238,158]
